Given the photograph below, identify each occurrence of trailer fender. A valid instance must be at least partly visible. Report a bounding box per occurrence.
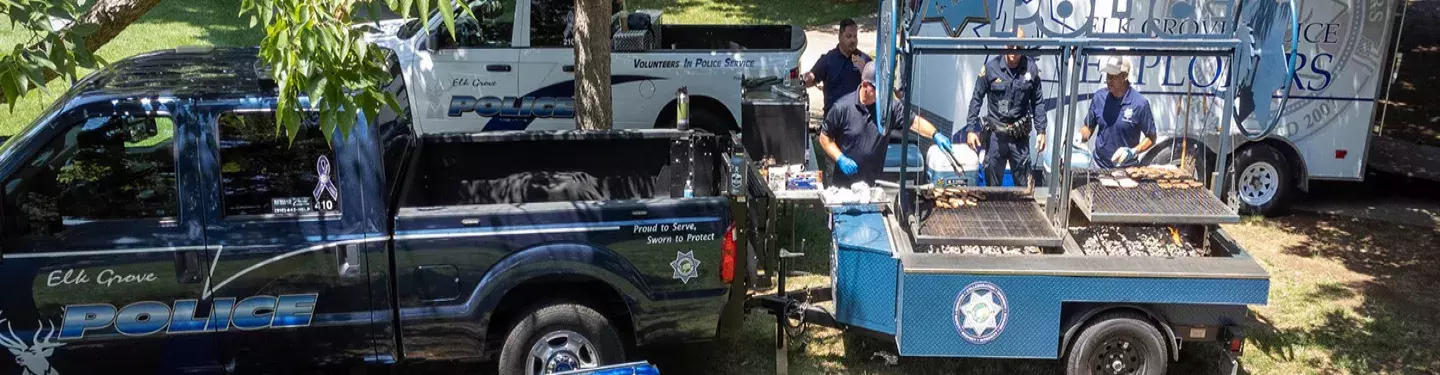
[1058,303,1179,361]
[471,243,652,351]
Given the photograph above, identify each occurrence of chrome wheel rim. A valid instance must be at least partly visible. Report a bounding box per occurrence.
[1239,161,1279,207]
[526,330,599,375]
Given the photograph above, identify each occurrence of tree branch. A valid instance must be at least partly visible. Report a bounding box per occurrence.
[0,0,163,105]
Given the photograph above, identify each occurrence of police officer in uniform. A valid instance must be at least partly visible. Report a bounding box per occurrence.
[963,29,1048,187]
[1082,56,1157,168]
[821,61,952,187]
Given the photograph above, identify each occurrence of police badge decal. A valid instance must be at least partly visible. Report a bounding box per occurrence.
[952,281,1011,345]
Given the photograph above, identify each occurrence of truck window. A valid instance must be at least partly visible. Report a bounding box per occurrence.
[0,115,178,239]
[216,112,340,217]
[530,0,625,48]
[530,0,574,47]
[378,55,417,201]
[435,0,518,49]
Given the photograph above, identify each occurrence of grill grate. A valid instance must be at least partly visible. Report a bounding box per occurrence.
[1072,177,1239,224]
[915,191,1062,247]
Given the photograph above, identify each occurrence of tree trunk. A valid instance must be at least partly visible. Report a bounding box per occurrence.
[0,0,163,104]
[79,0,165,53]
[573,0,612,130]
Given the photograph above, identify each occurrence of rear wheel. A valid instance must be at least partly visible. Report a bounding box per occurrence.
[1228,144,1292,216]
[498,302,626,375]
[1065,311,1169,375]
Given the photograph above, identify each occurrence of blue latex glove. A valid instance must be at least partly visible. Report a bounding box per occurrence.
[933,133,954,153]
[1110,147,1137,166]
[836,154,859,175]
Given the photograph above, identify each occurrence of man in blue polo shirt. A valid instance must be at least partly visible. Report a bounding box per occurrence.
[820,61,952,187]
[1082,56,1157,169]
[803,19,872,114]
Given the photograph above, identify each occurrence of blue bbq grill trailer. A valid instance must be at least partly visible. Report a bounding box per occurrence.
[742,0,1290,374]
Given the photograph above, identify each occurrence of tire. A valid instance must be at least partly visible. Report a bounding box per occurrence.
[1228,144,1292,216]
[1065,311,1169,375]
[498,302,626,375]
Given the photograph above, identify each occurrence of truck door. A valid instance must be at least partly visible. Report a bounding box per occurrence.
[412,0,524,134]
[521,0,676,130]
[520,0,582,131]
[196,110,377,372]
[0,106,222,374]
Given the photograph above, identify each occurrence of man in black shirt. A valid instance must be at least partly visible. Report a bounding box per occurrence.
[820,61,952,187]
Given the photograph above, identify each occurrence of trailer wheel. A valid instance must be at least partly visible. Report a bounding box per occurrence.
[1065,311,1168,375]
[1229,144,1291,216]
[499,302,626,375]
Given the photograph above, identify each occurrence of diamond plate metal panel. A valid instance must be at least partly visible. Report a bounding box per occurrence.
[833,211,899,335]
[896,274,1269,358]
[835,249,899,335]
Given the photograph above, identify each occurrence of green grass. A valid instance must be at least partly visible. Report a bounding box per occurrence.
[1,0,263,136]
[627,0,873,27]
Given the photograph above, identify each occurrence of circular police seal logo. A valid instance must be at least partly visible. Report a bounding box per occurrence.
[952,281,1010,344]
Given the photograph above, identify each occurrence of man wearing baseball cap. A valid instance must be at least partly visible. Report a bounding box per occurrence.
[1081,56,1157,169]
[819,61,952,187]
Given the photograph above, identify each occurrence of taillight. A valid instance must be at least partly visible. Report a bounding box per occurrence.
[721,223,737,283]
[1221,326,1246,356]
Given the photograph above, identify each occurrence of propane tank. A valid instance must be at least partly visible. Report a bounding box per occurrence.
[676,86,690,130]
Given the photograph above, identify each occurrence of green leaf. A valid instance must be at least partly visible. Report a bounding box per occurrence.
[11,72,29,98]
[437,0,456,40]
[250,15,258,28]
[0,72,20,111]
[30,54,55,71]
[276,29,290,49]
[398,0,414,19]
[416,0,430,33]
[308,76,328,107]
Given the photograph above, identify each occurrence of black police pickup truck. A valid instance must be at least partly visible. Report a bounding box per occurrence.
[0,47,749,374]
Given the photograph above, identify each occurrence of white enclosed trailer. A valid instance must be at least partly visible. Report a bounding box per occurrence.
[901,0,1410,215]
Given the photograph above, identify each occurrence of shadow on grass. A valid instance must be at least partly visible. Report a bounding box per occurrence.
[1239,213,1440,374]
[135,0,261,47]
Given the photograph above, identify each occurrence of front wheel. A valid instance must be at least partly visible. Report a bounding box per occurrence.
[498,302,626,375]
[1065,311,1169,375]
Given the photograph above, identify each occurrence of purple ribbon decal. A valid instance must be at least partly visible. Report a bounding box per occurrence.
[313,155,338,202]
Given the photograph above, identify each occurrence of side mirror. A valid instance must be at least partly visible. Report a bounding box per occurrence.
[123,116,159,141]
